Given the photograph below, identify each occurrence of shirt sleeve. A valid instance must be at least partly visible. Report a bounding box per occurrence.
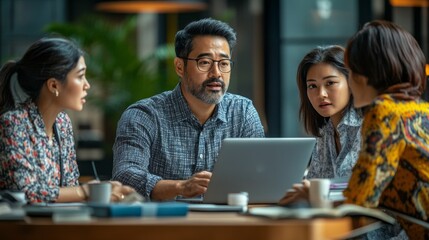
[112,106,162,198]
[344,106,405,207]
[0,115,60,203]
[241,101,265,137]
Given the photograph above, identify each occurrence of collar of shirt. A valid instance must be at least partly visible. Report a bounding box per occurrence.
[338,104,363,128]
[321,104,362,136]
[26,101,49,137]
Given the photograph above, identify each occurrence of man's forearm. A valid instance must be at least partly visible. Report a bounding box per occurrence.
[150,179,184,201]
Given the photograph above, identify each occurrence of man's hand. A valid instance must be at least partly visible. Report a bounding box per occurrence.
[151,171,212,201]
[178,171,212,198]
[278,179,310,205]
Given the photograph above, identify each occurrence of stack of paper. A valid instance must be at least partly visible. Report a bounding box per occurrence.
[329,182,347,201]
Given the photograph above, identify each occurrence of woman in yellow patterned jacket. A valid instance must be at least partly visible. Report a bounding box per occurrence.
[344,20,429,239]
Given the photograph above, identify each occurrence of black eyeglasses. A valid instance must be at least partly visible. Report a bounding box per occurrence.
[180,57,234,73]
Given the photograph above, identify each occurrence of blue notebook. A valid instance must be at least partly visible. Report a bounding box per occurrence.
[89,202,188,218]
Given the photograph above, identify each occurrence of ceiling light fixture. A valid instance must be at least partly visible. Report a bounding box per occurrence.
[390,0,429,7]
[95,1,207,13]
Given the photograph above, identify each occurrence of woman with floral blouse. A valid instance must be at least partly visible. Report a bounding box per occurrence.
[0,37,134,203]
[279,46,362,205]
[344,20,429,239]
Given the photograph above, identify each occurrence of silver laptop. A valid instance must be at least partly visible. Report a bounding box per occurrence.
[202,137,316,204]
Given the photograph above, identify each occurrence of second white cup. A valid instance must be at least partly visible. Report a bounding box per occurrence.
[309,178,331,208]
[227,192,248,206]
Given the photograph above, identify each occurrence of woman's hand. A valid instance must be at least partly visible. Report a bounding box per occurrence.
[110,181,136,202]
[278,179,310,205]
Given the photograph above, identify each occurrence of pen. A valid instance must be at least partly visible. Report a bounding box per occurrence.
[91,160,100,181]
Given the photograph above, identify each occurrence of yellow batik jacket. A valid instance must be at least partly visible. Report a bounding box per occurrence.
[344,94,429,240]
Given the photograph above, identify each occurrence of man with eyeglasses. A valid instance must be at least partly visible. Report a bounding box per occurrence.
[112,18,265,201]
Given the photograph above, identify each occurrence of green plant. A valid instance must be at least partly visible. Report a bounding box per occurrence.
[45,15,177,121]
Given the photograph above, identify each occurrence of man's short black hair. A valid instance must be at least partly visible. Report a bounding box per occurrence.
[175,18,237,58]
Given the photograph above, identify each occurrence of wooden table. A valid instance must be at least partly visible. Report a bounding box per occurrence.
[0,211,362,240]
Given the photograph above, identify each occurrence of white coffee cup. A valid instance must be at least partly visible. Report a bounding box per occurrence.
[309,179,332,208]
[88,182,111,204]
[227,192,248,206]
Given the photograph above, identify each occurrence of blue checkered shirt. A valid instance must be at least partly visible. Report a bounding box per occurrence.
[112,84,265,198]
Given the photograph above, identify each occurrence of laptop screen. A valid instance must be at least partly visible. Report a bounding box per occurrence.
[202,138,316,204]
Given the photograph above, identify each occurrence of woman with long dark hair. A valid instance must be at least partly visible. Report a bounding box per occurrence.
[0,37,134,203]
[279,45,362,204]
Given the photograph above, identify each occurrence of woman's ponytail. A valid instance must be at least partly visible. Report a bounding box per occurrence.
[0,61,19,114]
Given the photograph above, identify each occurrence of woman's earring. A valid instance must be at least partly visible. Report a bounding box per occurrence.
[55,90,59,97]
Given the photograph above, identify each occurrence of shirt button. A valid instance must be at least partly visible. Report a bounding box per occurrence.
[199,154,203,159]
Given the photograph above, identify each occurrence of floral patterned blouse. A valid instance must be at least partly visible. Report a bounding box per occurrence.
[0,101,80,203]
[344,94,429,239]
[306,104,363,179]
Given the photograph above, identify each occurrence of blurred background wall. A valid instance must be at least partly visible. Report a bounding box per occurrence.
[1,0,428,180]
